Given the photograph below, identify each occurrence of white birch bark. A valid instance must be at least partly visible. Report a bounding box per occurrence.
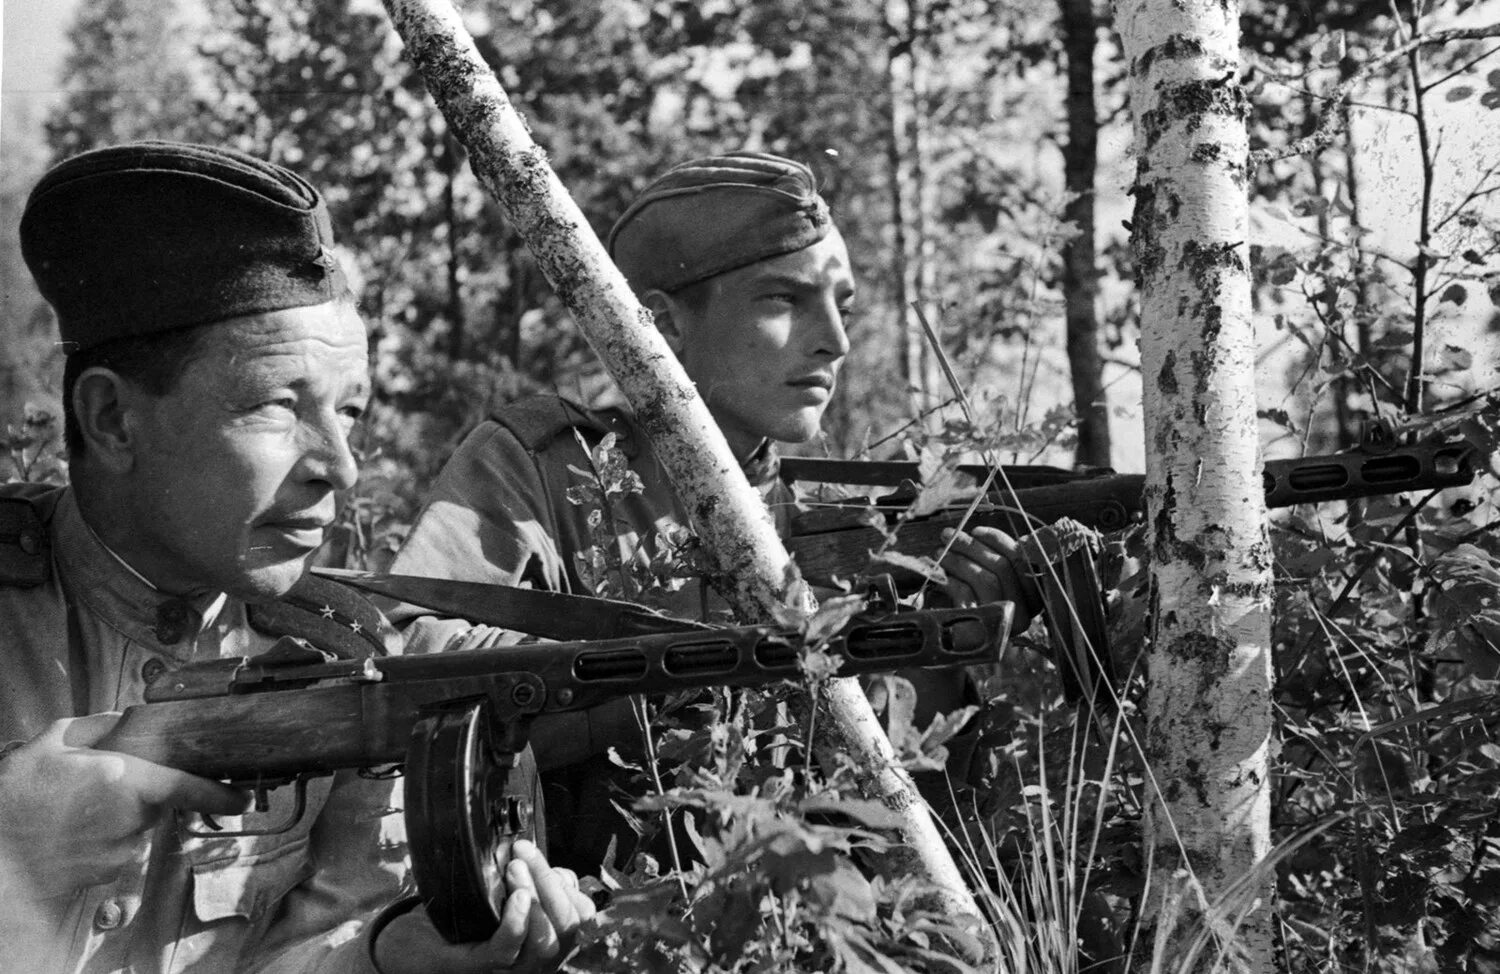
[1117,0,1275,969]
[378,0,990,950]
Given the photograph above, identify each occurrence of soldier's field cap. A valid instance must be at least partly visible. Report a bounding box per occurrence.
[607,151,833,294]
[20,140,342,353]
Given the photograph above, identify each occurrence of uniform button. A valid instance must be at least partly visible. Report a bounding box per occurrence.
[94,898,124,931]
[141,657,168,684]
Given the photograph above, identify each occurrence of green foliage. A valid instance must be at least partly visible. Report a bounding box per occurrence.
[1,407,67,486]
[552,426,1144,973]
[1240,20,1500,961]
[1271,486,1500,972]
[577,770,990,973]
[44,0,203,156]
[565,430,707,606]
[550,434,1004,972]
[548,408,1500,973]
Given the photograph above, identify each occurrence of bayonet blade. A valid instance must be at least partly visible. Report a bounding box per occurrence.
[311,567,711,640]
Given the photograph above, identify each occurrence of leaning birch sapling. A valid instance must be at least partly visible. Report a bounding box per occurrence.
[376,0,991,949]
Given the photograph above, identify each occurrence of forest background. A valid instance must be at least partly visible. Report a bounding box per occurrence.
[4,0,1500,971]
[5,0,1500,490]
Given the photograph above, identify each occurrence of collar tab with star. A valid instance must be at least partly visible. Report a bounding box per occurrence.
[247,573,397,659]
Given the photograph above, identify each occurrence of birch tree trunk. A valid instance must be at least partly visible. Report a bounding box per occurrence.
[378,0,990,949]
[1117,1,1275,969]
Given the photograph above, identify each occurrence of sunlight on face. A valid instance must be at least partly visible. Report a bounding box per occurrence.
[670,229,855,459]
[115,302,371,600]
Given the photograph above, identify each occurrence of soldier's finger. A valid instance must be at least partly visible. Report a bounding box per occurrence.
[941,529,1031,608]
[940,544,1009,606]
[512,841,581,933]
[58,712,124,749]
[939,571,982,607]
[950,559,1002,604]
[946,528,1027,581]
[569,888,597,924]
[966,526,1028,568]
[507,852,537,894]
[968,526,1044,609]
[522,880,562,963]
[125,759,251,816]
[487,874,533,969]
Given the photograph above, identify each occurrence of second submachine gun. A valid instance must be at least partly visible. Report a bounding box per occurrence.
[775,424,1480,712]
[779,425,1478,586]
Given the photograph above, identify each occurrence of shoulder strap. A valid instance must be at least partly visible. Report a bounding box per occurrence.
[490,396,605,452]
[490,395,638,455]
[247,572,399,659]
[0,484,62,587]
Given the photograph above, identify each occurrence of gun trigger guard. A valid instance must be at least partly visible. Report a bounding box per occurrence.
[182,776,310,839]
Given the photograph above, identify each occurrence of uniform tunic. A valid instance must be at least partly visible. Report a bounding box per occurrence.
[388,397,794,871]
[390,396,795,651]
[0,485,408,974]
[390,398,993,870]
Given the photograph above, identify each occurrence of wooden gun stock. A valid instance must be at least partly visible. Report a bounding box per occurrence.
[98,601,1013,943]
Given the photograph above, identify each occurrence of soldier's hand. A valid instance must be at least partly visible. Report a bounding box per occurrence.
[0,714,249,900]
[937,526,1042,631]
[373,840,595,974]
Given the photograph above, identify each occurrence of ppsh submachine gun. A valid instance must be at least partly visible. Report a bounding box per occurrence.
[778,420,1483,711]
[95,596,1013,943]
[780,420,1478,583]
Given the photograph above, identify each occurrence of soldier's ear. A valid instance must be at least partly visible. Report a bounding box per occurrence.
[73,367,139,473]
[641,289,685,357]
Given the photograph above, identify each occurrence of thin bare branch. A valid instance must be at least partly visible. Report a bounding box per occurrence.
[1420,41,1500,91]
[1251,24,1500,166]
[1432,156,1500,235]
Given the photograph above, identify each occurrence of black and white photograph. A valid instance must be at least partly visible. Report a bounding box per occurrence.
[2,1,1500,971]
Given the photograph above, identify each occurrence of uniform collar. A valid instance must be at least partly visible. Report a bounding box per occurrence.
[740,439,781,487]
[53,488,228,659]
[578,388,783,486]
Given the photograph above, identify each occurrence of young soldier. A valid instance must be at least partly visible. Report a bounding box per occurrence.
[0,142,591,974]
[391,151,1041,873]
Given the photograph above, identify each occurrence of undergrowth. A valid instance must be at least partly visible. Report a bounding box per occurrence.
[532,408,1500,974]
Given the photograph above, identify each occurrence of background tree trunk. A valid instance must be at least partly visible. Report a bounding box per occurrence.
[1060,0,1110,468]
[1118,0,1275,969]
[440,128,465,359]
[378,0,991,950]
[886,0,936,410]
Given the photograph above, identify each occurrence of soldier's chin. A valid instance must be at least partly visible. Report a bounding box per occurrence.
[233,556,315,604]
[775,411,825,444]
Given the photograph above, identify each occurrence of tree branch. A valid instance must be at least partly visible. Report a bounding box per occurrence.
[1250,24,1500,166]
[376,0,993,952]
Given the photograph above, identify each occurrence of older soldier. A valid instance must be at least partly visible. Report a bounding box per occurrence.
[0,142,591,974]
[390,151,1040,874]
